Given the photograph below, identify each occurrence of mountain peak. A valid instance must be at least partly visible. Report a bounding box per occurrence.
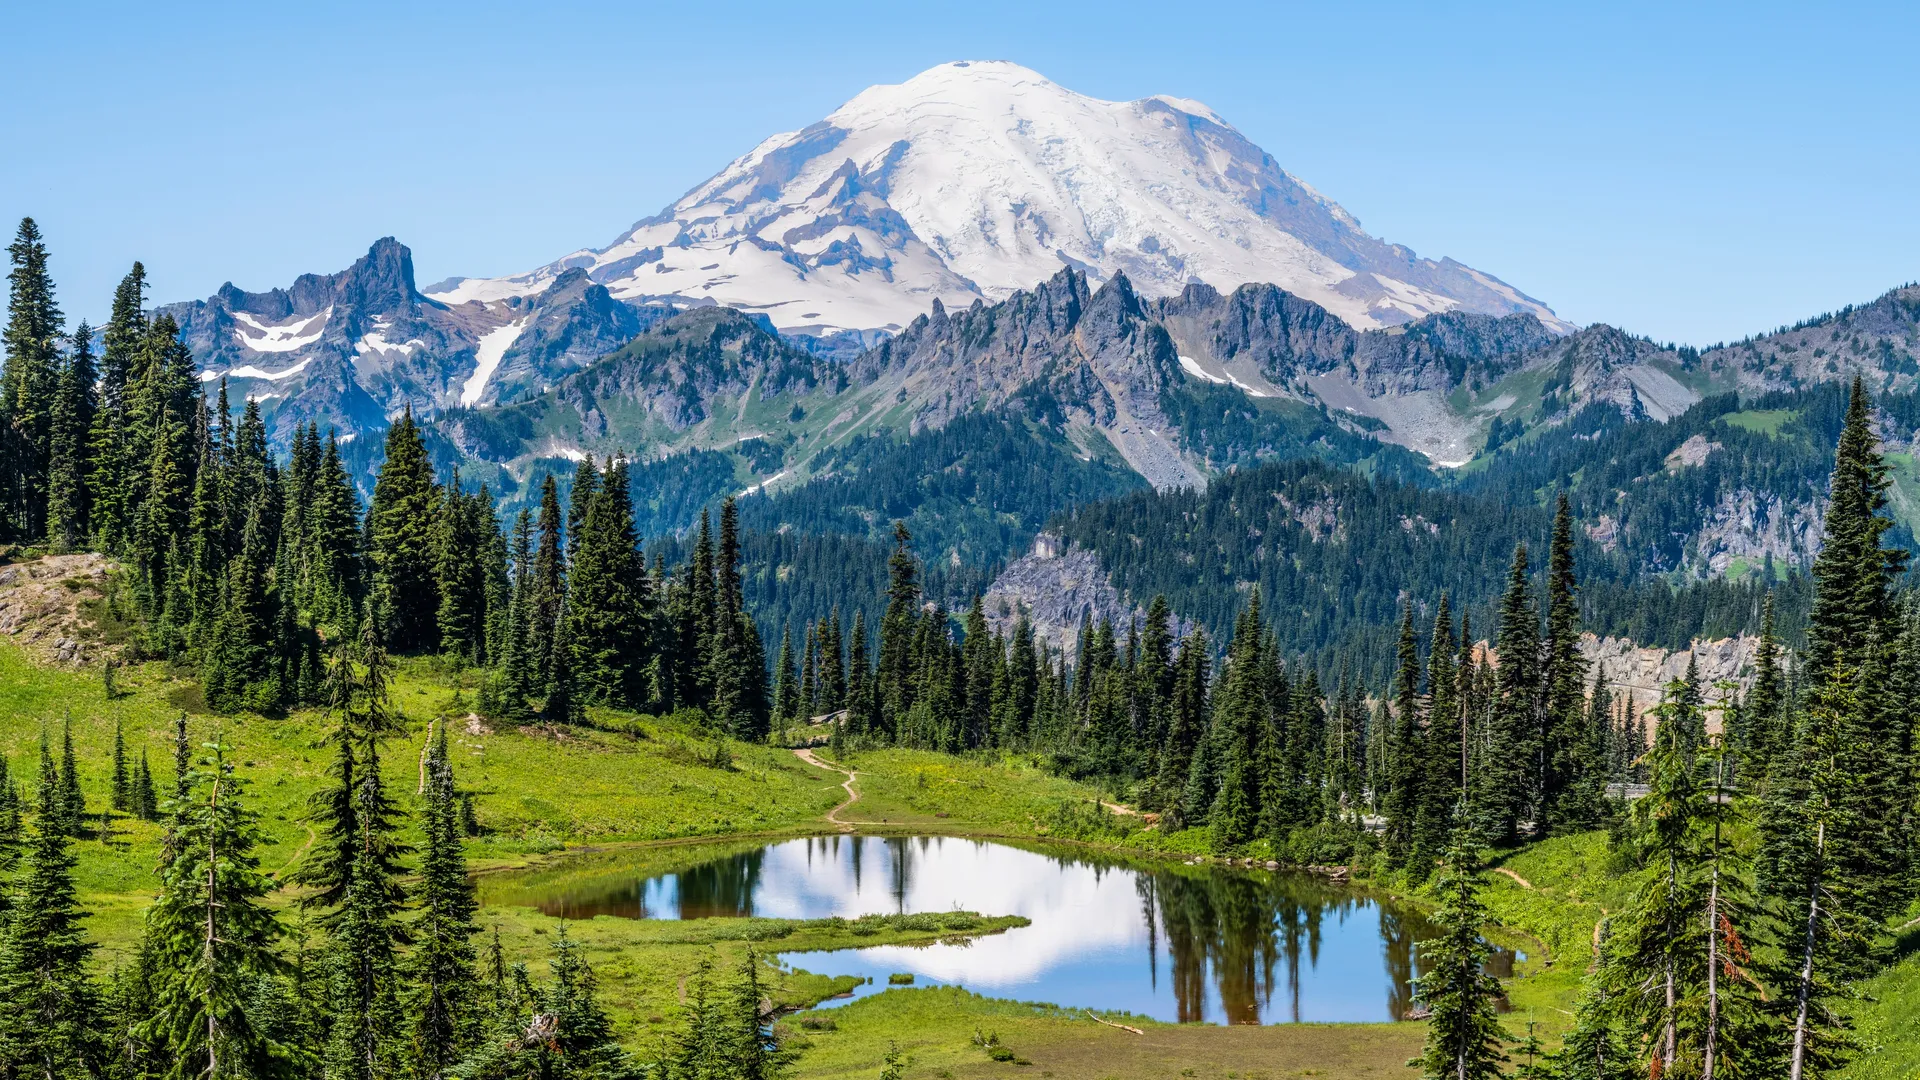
[430,63,1570,337]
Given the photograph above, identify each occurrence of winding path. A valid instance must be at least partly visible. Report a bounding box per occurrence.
[792,748,861,832]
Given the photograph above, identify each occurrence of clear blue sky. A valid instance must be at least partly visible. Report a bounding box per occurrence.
[6,1,1915,346]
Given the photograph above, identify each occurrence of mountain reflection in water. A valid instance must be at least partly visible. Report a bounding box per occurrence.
[508,836,1512,1024]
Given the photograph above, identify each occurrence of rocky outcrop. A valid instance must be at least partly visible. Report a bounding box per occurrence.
[0,554,120,667]
[1689,490,1824,576]
[1580,632,1761,717]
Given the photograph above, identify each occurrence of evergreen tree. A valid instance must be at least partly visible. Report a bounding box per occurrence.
[1609,681,1708,1077]
[565,456,650,708]
[1409,597,1460,868]
[369,407,440,652]
[47,320,96,550]
[57,711,84,835]
[3,217,64,541]
[527,473,566,687]
[1409,813,1510,1080]
[323,763,411,1080]
[1540,494,1596,833]
[410,726,479,1079]
[1385,604,1424,868]
[1484,544,1539,842]
[1551,933,1632,1080]
[133,750,158,822]
[773,622,798,725]
[140,740,293,1080]
[434,480,491,664]
[876,522,922,737]
[111,715,131,813]
[90,262,148,555]
[1760,666,1876,1080]
[0,778,102,1077]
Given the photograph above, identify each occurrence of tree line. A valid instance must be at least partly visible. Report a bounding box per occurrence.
[1416,379,1919,1080]
[2,219,773,736]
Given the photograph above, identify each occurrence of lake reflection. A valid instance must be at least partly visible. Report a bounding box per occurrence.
[512,836,1485,1024]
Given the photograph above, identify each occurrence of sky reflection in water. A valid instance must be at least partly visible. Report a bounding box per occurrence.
[521,835,1498,1025]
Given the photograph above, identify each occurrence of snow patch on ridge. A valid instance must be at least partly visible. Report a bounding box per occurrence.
[232,308,330,353]
[461,318,530,407]
[224,358,314,382]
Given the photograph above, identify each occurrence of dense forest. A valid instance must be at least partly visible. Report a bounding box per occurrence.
[4,217,1919,1080]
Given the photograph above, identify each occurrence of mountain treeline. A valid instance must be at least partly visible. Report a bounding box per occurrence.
[1417,378,1920,1080]
[1047,456,1806,686]
[0,222,773,735]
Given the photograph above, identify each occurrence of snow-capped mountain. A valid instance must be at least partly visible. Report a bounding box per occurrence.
[429,61,1568,338]
[163,238,667,436]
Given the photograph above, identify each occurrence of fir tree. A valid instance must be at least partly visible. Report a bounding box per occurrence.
[133,750,159,822]
[111,715,131,813]
[324,764,411,1080]
[527,474,566,687]
[4,217,63,541]
[410,726,479,1079]
[47,320,96,550]
[57,710,84,835]
[1540,494,1596,833]
[1484,543,1539,842]
[368,407,440,653]
[90,263,148,555]
[140,740,292,1080]
[1409,813,1510,1080]
[0,783,102,1078]
[565,455,649,708]
[773,623,798,725]
[1385,604,1424,868]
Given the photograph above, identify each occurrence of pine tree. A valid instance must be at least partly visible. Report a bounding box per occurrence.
[324,764,411,1080]
[1409,813,1510,1080]
[1385,604,1424,868]
[1484,543,1539,842]
[1540,494,1596,833]
[90,263,148,555]
[1806,378,1904,679]
[540,926,629,1079]
[57,710,84,835]
[1550,934,1632,1080]
[307,430,364,632]
[565,456,649,708]
[47,320,96,550]
[1610,680,1707,1077]
[1415,595,1461,867]
[1760,667,1875,1080]
[434,480,491,664]
[4,217,64,542]
[527,474,565,687]
[111,715,131,813]
[729,948,792,1080]
[368,407,440,652]
[1206,595,1266,850]
[410,726,479,1079]
[876,522,922,737]
[545,613,583,726]
[0,776,103,1077]
[140,739,293,1080]
[566,456,597,562]
[1742,595,1784,783]
[773,623,798,726]
[133,750,159,822]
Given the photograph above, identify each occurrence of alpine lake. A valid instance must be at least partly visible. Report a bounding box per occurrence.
[479,835,1525,1025]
